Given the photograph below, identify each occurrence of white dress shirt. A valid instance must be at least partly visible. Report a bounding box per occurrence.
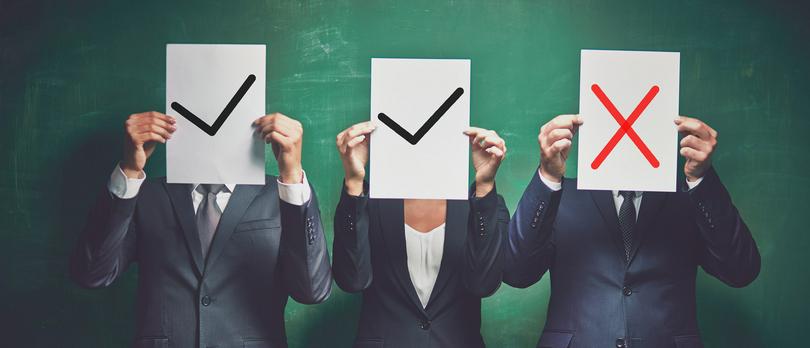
[537,169,703,219]
[108,164,312,207]
[404,223,446,309]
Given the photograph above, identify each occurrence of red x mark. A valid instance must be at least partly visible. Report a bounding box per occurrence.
[590,84,660,170]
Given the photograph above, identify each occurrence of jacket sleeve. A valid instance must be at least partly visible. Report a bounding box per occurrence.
[462,184,510,297]
[69,187,138,289]
[503,170,563,288]
[331,182,373,293]
[687,167,760,288]
[278,184,332,304]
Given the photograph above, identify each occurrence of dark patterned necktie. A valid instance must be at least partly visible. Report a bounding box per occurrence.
[618,191,637,262]
[195,184,226,258]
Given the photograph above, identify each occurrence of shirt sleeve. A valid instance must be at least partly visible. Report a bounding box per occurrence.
[108,163,145,199]
[277,170,312,206]
[686,176,704,190]
[537,169,562,192]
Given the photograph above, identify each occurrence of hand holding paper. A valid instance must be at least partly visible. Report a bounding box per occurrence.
[464,127,507,196]
[254,113,304,184]
[336,121,376,196]
[121,111,177,179]
[538,114,584,183]
[675,116,718,181]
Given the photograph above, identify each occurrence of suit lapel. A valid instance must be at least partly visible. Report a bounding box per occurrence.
[425,199,466,312]
[378,199,426,315]
[203,184,263,272]
[628,191,668,265]
[164,183,204,277]
[589,190,626,265]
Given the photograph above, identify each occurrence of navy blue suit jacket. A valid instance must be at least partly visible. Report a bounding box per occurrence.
[504,168,760,348]
[333,184,508,348]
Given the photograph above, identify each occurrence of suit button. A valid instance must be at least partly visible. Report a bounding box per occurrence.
[530,223,537,228]
[201,296,211,306]
[622,286,632,296]
[616,338,627,348]
[418,320,431,330]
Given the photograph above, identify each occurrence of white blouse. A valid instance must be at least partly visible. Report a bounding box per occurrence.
[404,223,446,309]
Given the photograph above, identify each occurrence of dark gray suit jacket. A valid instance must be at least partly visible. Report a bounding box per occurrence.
[333,184,508,348]
[504,168,760,348]
[70,175,331,348]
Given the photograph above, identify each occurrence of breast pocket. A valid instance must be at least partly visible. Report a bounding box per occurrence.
[233,219,281,234]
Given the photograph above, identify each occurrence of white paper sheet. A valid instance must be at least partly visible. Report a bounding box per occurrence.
[370,58,470,199]
[166,44,266,185]
[577,49,680,192]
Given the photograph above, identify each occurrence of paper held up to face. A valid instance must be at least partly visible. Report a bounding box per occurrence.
[577,49,680,192]
[370,58,471,200]
[166,44,266,185]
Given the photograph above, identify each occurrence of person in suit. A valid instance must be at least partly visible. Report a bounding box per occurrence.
[70,111,331,348]
[331,122,509,348]
[504,114,761,348]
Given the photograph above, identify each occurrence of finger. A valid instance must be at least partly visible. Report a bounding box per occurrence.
[265,131,291,146]
[135,132,167,144]
[261,120,300,138]
[345,124,376,139]
[540,114,581,140]
[274,114,303,132]
[481,135,506,151]
[147,111,176,125]
[463,126,485,137]
[550,138,572,154]
[145,117,176,133]
[346,135,367,148]
[352,121,375,130]
[546,128,573,145]
[472,131,494,147]
[485,146,505,159]
[135,124,172,139]
[675,117,711,140]
[549,114,582,131]
[680,135,712,153]
[679,147,709,162]
[254,112,283,126]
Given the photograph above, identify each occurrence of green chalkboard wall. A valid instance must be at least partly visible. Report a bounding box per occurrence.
[2,0,809,346]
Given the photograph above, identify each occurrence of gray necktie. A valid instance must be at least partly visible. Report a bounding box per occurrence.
[195,184,226,258]
[618,191,637,262]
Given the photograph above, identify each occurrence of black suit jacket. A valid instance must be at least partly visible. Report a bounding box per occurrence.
[70,176,332,348]
[332,184,509,348]
[504,168,760,348]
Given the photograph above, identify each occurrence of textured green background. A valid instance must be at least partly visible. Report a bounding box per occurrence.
[1,0,808,347]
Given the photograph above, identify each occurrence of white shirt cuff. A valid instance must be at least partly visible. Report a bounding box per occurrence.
[277,170,312,206]
[537,169,562,192]
[686,176,704,190]
[109,163,145,199]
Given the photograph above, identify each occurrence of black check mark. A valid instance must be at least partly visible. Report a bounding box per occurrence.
[171,74,256,136]
[377,87,464,145]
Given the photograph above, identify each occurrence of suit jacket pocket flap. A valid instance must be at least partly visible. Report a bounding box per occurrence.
[537,331,574,348]
[674,334,703,348]
[234,219,281,233]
